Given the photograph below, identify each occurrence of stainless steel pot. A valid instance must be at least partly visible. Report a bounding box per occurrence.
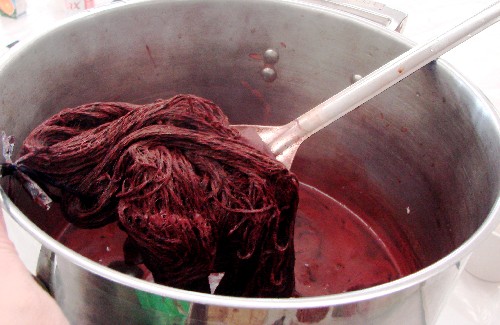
[1,0,499,324]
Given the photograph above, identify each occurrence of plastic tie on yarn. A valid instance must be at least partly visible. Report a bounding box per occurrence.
[2,131,14,163]
[1,131,52,210]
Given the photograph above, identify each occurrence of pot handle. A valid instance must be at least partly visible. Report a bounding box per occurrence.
[317,0,407,32]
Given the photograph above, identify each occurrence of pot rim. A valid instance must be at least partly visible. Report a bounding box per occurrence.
[1,0,500,309]
[3,188,500,308]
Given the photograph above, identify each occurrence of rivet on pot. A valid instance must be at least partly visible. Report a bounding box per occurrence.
[351,74,363,84]
[263,48,279,64]
[261,67,277,82]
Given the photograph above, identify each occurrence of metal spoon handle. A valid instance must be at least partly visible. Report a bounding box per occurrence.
[268,1,500,156]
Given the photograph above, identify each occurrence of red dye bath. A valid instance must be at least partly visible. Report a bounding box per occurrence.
[57,182,411,297]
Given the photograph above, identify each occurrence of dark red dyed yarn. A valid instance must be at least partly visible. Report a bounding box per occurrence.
[16,94,299,297]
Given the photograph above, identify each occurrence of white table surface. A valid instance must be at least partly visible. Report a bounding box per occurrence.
[2,1,500,324]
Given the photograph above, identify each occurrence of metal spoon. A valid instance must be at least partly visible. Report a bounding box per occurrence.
[234,1,500,169]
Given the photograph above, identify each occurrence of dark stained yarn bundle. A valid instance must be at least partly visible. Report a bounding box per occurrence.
[12,94,299,297]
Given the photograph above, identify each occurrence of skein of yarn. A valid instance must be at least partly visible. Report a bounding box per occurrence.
[8,94,299,297]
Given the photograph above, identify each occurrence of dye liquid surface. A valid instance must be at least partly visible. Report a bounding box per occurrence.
[57,183,409,296]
